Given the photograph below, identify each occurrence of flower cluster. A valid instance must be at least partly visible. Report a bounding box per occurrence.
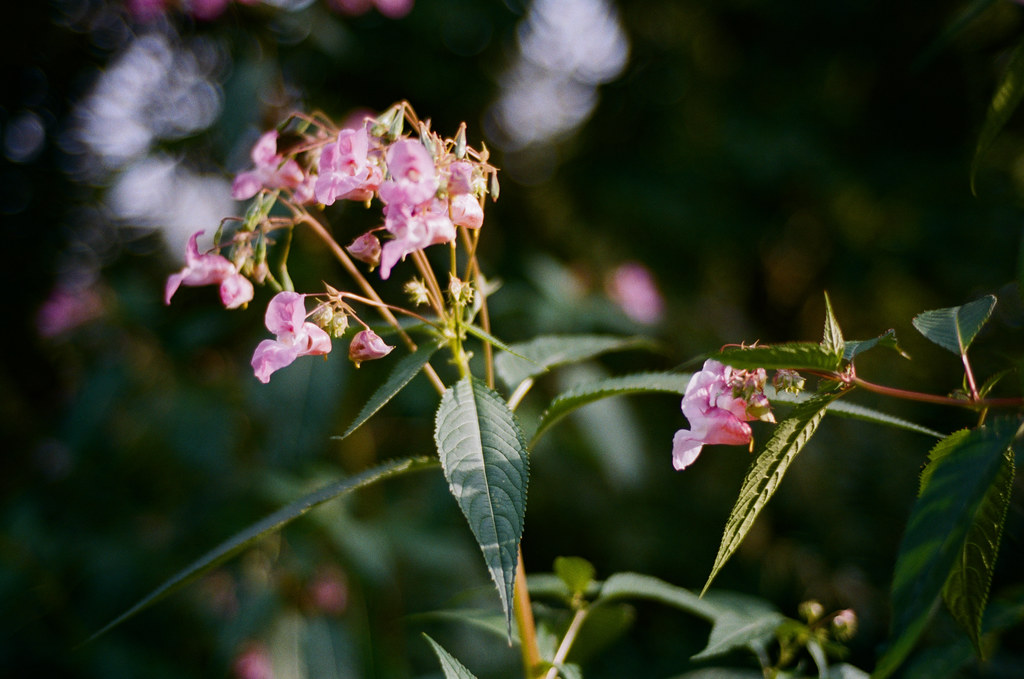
[671,359,776,470]
[164,103,496,383]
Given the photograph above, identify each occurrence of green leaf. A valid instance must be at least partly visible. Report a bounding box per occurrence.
[334,342,440,441]
[843,329,910,361]
[408,609,518,644]
[703,389,842,595]
[913,0,997,71]
[767,388,945,439]
[597,572,719,621]
[911,295,997,356]
[691,591,784,661]
[88,457,438,642]
[494,335,654,390]
[942,448,1015,659]
[463,323,532,360]
[714,343,843,372]
[554,556,596,597]
[972,38,1024,193]
[434,377,530,636]
[531,372,692,445]
[874,419,1021,679]
[423,634,481,679]
[822,291,845,357]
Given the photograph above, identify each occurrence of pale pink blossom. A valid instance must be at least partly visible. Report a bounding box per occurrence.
[378,139,438,208]
[449,193,483,229]
[447,161,476,195]
[606,262,663,325]
[232,130,305,201]
[165,231,254,309]
[348,329,393,367]
[37,285,104,337]
[347,232,381,267]
[671,359,775,470]
[233,642,273,679]
[379,199,456,279]
[251,292,332,383]
[328,0,414,19]
[315,127,382,205]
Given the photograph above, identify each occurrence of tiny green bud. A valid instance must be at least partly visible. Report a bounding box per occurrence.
[448,276,474,306]
[798,600,825,624]
[489,171,500,201]
[309,304,334,328]
[330,313,349,338]
[773,369,806,394]
[454,123,467,159]
[404,279,430,306]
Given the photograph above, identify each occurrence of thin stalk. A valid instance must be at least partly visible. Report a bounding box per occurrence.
[962,352,981,401]
[513,547,543,679]
[851,376,1024,409]
[298,211,445,395]
[542,607,588,679]
[412,249,447,320]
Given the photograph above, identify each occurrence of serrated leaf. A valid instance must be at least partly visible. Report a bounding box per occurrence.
[494,335,654,390]
[463,323,531,361]
[911,295,997,356]
[691,591,784,661]
[767,388,945,439]
[89,457,438,642]
[942,448,1014,659]
[822,292,844,357]
[597,572,719,621]
[972,38,1024,193]
[703,390,842,595]
[334,342,440,441]
[409,609,518,644]
[532,372,692,445]
[554,556,596,596]
[715,343,843,372]
[874,419,1021,679]
[434,377,529,636]
[843,329,910,361]
[423,634,480,679]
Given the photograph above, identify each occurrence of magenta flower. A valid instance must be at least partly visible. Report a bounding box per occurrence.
[315,127,382,205]
[379,199,456,279]
[231,130,305,201]
[165,231,254,309]
[671,359,775,470]
[606,262,664,325]
[251,291,332,383]
[379,139,438,208]
[348,329,394,367]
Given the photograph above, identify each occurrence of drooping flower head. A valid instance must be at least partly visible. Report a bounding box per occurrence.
[251,291,332,383]
[378,198,456,279]
[348,329,394,367]
[231,130,305,201]
[165,230,254,309]
[379,138,439,208]
[671,359,775,470]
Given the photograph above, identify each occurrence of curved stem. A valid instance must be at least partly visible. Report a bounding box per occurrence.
[542,607,587,679]
[851,376,1023,409]
[514,547,543,678]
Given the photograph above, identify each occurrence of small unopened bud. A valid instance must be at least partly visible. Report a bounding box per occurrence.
[832,609,857,641]
[404,279,430,306]
[489,171,500,201]
[773,369,806,394]
[799,600,825,624]
[454,123,467,159]
[347,233,381,268]
[349,329,394,367]
[448,276,474,306]
[747,393,775,423]
[309,304,333,328]
[330,314,349,338]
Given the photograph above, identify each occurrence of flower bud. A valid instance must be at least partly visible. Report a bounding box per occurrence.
[773,369,806,394]
[799,600,825,623]
[832,609,858,641]
[454,122,467,159]
[347,232,381,268]
[404,279,430,306]
[448,276,474,305]
[329,313,349,338]
[349,329,394,367]
[489,171,500,201]
[308,304,334,328]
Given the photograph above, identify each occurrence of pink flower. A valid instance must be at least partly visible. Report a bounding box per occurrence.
[232,130,305,201]
[379,139,438,208]
[447,161,476,195]
[606,262,664,325]
[186,0,231,20]
[328,0,414,19]
[449,193,483,229]
[37,285,104,337]
[347,232,381,267]
[232,642,273,679]
[671,359,775,470]
[379,199,455,279]
[165,231,254,309]
[315,127,382,205]
[348,329,393,367]
[251,292,332,383]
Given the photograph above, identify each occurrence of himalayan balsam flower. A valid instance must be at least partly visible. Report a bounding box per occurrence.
[232,130,305,201]
[606,262,664,325]
[347,232,381,267]
[379,199,456,279]
[671,359,775,470]
[348,329,393,367]
[315,126,382,205]
[165,231,254,309]
[251,291,332,383]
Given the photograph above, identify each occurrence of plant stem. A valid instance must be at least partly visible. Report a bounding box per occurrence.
[962,352,980,401]
[851,376,1023,409]
[542,607,588,679]
[513,547,543,678]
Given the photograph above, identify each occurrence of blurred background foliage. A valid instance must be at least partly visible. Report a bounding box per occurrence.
[4,0,1024,677]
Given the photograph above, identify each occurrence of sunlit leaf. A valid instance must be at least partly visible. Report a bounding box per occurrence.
[703,389,842,595]
[597,572,718,621]
[942,448,1014,659]
[822,291,845,357]
[714,343,843,372]
[494,335,655,390]
[972,38,1024,193]
[554,556,596,597]
[691,591,784,661]
[874,419,1021,679]
[334,341,440,441]
[88,457,438,642]
[911,295,997,356]
[423,634,480,679]
[434,377,529,636]
[531,372,692,445]
[843,329,910,361]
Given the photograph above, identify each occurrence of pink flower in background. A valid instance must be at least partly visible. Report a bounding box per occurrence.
[233,642,273,679]
[606,262,663,325]
[125,0,170,22]
[379,138,438,208]
[328,0,414,19]
[307,566,348,615]
[671,359,775,470]
[348,329,393,367]
[186,0,231,20]
[251,291,332,383]
[37,285,104,337]
[232,130,305,201]
[315,127,382,205]
[165,231,253,309]
[379,199,455,279]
